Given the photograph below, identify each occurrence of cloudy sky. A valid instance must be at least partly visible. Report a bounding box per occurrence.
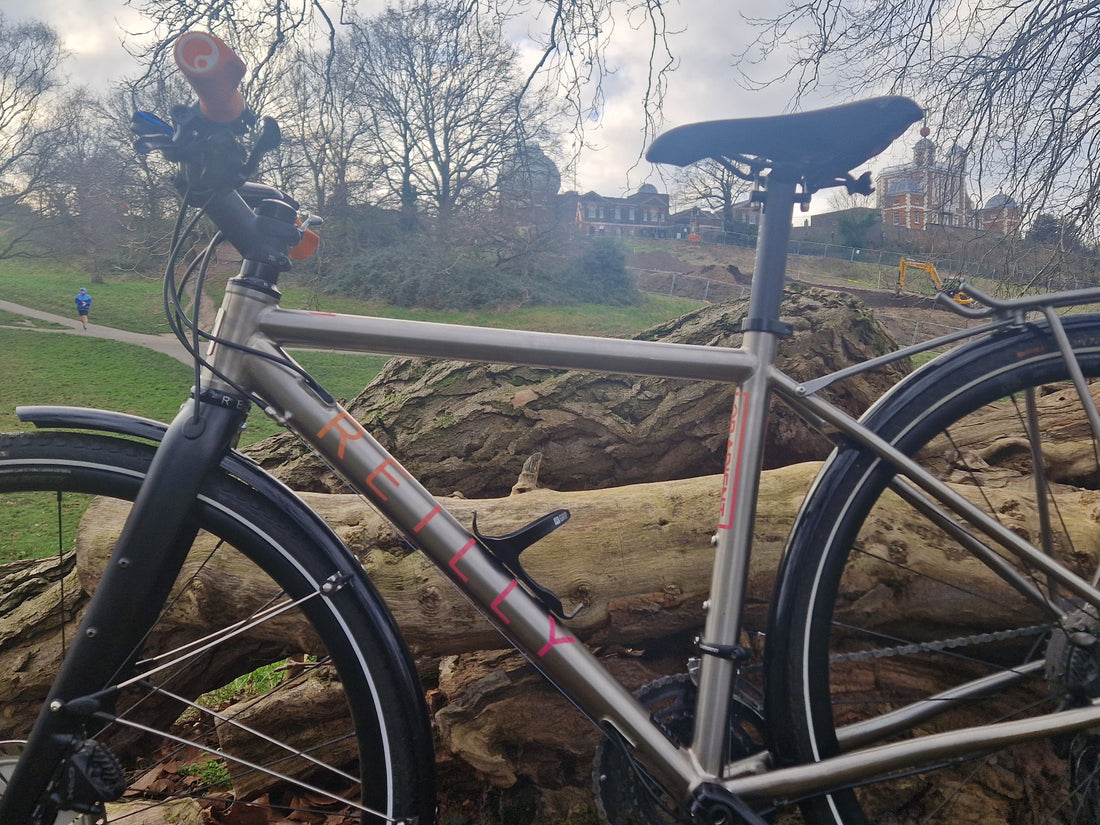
[0,0,915,209]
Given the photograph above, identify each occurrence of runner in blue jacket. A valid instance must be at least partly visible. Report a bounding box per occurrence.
[75,288,91,330]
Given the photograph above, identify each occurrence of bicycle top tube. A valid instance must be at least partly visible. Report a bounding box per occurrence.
[646,96,923,191]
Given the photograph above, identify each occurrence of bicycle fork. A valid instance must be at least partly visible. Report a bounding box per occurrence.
[0,397,248,824]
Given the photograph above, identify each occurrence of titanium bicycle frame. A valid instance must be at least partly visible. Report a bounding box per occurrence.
[202,177,1100,806]
[8,177,1100,822]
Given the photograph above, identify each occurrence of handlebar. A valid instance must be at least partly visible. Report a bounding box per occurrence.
[174,32,246,123]
[129,31,321,273]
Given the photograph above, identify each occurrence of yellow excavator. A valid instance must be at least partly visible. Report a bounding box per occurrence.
[897,258,973,304]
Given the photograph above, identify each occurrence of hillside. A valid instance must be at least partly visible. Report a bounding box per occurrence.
[622,238,980,342]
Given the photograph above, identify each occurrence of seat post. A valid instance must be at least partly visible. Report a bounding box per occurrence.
[744,176,798,333]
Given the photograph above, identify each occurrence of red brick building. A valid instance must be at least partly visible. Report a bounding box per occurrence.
[875,127,1020,236]
[974,193,1022,235]
[574,184,671,238]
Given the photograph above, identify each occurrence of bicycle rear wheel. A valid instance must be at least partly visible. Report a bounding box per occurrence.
[768,313,1100,824]
[0,430,434,825]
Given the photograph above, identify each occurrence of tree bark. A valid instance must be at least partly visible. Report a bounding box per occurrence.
[73,470,763,658]
[0,553,87,734]
[919,379,1100,486]
[7,454,1100,817]
[72,458,1100,662]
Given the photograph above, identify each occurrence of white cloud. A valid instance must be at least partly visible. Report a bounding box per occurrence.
[1,0,146,87]
[559,0,842,202]
[0,0,920,216]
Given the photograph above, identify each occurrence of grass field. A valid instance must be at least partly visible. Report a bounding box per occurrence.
[0,327,396,561]
[1,258,699,436]
[2,328,399,444]
[1,261,701,561]
[0,258,170,334]
[0,256,699,336]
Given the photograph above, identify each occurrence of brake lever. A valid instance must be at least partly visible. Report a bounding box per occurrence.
[131,111,175,156]
[238,181,300,211]
[132,111,173,138]
[242,116,281,179]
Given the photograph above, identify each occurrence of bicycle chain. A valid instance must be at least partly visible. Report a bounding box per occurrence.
[827,623,1050,664]
[736,624,1051,675]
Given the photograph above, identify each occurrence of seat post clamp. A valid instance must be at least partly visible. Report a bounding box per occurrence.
[740,317,794,337]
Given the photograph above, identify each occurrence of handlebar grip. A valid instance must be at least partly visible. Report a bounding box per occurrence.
[174,31,246,123]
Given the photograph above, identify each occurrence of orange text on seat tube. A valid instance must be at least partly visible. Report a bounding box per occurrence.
[717,392,748,530]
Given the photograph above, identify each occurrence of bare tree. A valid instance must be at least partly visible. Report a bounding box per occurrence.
[125,0,673,148]
[41,94,124,278]
[271,35,380,229]
[355,1,554,229]
[0,14,68,257]
[109,72,196,228]
[826,188,875,212]
[738,1,1100,241]
[671,159,752,227]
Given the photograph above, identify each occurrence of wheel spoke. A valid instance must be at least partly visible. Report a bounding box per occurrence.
[0,432,434,825]
[770,316,1100,823]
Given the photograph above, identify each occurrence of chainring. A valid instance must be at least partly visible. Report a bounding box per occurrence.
[593,673,766,825]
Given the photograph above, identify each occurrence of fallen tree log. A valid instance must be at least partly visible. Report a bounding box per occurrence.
[74,468,791,659]
[0,554,86,734]
[920,379,1100,485]
[7,452,1100,819]
[74,461,1100,778]
[15,453,1100,681]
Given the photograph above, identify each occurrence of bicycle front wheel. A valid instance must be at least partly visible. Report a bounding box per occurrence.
[769,313,1100,825]
[0,429,434,825]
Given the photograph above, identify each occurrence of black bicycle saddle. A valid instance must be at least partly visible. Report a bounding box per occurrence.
[646,96,923,191]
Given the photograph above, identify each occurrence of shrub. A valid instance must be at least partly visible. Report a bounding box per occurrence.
[325,241,530,309]
[575,238,639,305]
[324,233,640,310]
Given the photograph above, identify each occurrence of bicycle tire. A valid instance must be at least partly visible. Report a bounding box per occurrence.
[0,429,435,825]
[768,312,1100,825]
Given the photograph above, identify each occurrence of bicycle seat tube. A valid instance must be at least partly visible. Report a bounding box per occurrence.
[691,175,798,774]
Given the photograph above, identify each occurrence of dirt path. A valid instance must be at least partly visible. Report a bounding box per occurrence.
[625,246,978,337]
[0,299,192,366]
